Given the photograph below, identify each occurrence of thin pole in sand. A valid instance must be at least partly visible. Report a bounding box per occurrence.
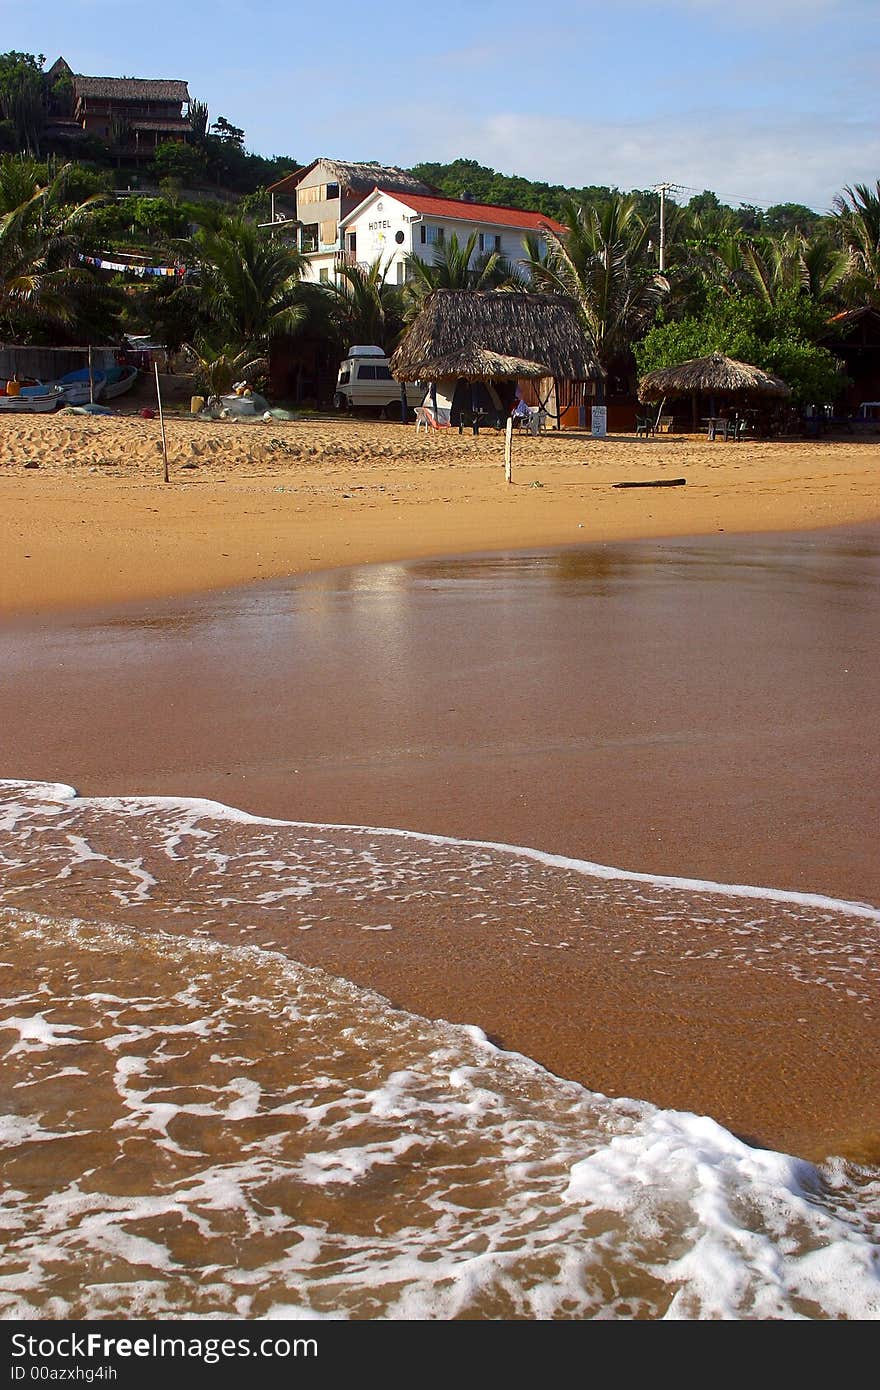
[88,345,94,404]
[154,361,169,484]
[504,416,513,483]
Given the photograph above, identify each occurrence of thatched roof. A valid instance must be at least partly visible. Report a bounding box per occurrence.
[268,159,434,197]
[317,160,434,194]
[390,290,602,383]
[638,353,790,401]
[74,76,190,103]
[409,347,551,380]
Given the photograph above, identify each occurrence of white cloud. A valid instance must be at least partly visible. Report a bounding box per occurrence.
[390,107,880,211]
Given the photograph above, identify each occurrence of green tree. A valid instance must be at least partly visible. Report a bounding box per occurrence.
[635,290,844,405]
[151,141,207,185]
[210,116,245,148]
[833,182,880,305]
[194,215,308,350]
[0,162,111,340]
[524,195,668,374]
[186,341,267,396]
[739,231,848,309]
[0,52,46,156]
[404,230,524,316]
[326,255,404,350]
[764,202,825,238]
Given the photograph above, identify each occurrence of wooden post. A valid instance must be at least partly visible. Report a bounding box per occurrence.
[154,362,169,484]
[504,416,513,483]
[88,345,94,405]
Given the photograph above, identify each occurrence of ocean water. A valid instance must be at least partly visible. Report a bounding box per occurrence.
[1,779,878,1321]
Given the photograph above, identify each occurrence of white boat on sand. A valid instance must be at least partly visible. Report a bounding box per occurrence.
[102,365,139,400]
[54,368,107,404]
[0,383,60,412]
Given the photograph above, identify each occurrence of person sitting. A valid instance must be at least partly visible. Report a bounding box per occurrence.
[511,396,531,429]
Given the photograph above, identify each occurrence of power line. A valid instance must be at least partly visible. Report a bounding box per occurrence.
[671,183,798,212]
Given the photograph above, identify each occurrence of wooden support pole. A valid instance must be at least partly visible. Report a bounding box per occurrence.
[154,362,169,484]
[88,345,94,405]
[504,416,513,483]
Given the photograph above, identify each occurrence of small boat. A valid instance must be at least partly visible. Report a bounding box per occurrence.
[102,365,139,400]
[0,383,60,412]
[53,368,107,405]
[219,390,270,417]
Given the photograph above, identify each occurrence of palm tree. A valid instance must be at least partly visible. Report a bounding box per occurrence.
[833,182,880,304]
[523,195,668,372]
[194,216,308,349]
[186,341,267,397]
[0,163,106,339]
[325,255,403,350]
[404,231,525,316]
[740,230,849,309]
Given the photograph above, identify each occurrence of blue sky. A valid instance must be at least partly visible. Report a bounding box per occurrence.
[3,0,878,210]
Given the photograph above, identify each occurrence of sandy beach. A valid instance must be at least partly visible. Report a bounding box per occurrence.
[2,414,879,1166]
[1,412,879,613]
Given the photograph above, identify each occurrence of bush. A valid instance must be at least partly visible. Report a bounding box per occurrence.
[151,141,207,185]
[636,291,846,406]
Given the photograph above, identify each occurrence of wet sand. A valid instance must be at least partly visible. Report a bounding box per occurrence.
[3,529,878,1161]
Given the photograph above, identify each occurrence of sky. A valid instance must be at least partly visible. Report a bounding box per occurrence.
[3,0,879,211]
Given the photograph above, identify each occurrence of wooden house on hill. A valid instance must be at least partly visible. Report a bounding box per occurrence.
[45,57,190,160]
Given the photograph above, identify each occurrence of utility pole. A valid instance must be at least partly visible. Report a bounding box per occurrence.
[652,182,675,273]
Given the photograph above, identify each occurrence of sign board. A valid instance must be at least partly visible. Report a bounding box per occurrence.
[591,406,607,438]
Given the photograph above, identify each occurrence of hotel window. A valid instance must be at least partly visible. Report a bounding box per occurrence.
[494,234,502,252]
[319,267,329,283]
[300,224,318,253]
[420,225,445,245]
[325,182,340,200]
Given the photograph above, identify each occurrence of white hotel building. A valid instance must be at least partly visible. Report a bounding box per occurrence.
[265,159,565,284]
[337,187,565,285]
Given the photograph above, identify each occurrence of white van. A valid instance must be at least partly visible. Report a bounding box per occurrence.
[334,345,412,418]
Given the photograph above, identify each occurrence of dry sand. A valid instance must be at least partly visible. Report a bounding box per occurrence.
[1,412,879,613]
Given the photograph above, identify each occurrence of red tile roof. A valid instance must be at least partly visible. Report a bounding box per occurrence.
[377,190,566,234]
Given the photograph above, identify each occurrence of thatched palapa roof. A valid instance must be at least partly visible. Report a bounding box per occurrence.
[390,291,602,383]
[638,353,790,401]
[74,76,190,103]
[268,159,435,197]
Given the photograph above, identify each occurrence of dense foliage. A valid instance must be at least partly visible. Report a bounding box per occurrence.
[635,291,845,405]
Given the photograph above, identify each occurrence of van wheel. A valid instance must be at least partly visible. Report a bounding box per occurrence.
[333,392,348,411]
[383,402,402,420]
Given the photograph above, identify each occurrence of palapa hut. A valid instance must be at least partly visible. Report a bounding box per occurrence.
[638,353,790,433]
[390,290,602,429]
